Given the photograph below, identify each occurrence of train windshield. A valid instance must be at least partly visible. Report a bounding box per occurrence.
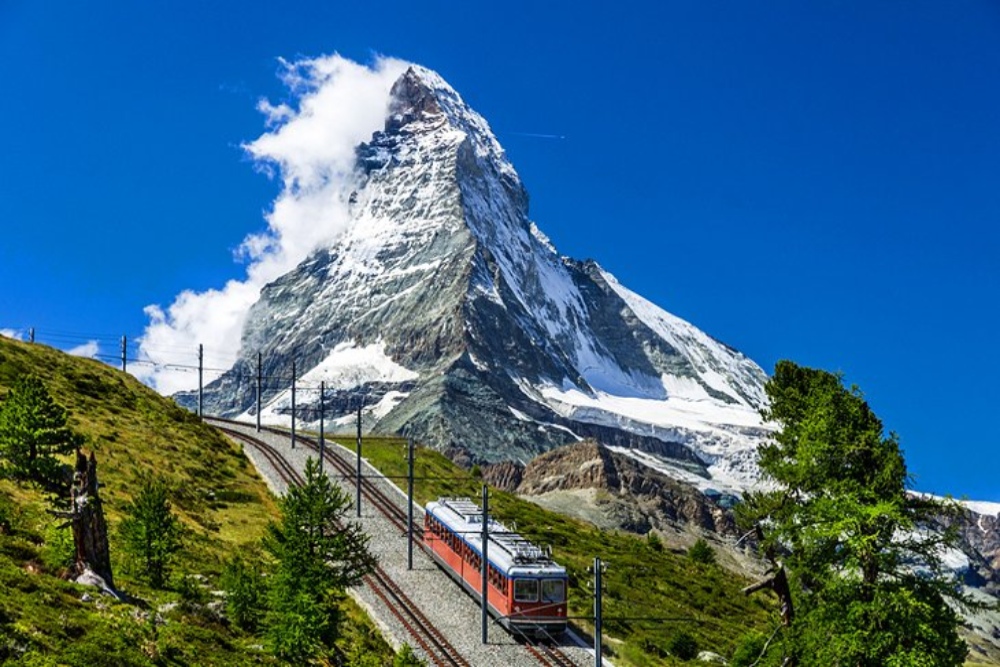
[542,579,565,603]
[514,578,539,602]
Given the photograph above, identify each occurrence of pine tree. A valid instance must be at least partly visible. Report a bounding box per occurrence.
[119,476,182,589]
[688,537,716,565]
[739,360,970,666]
[264,457,377,661]
[0,374,82,489]
[220,553,267,632]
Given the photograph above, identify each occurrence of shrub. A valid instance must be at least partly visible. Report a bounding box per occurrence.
[0,492,17,534]
[731,630,768,666]
[688,538,716,565]
[394,643,426,666]
[667,630,699,660]
[40,523,74,572]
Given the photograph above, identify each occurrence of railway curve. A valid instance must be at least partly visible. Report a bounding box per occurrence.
[208,417,597,667]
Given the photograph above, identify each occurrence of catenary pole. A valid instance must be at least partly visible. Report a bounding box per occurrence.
[255,351,262,432]
[28,328,34,343]
[290,361,296,450]
[120,335,127,373]
[594,556,603,667]
[481,485,489,644]
[356,404,362,518]
[407,437,414,570]
[197,344,203,417]
[319,381,326,474]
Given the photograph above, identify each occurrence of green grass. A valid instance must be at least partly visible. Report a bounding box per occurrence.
[0,337,399,666]
[325,434,777,666]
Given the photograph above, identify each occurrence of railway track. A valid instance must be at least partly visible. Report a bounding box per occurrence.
[520,637,580,667]
[212,417,582,667]
[216,425,471,667]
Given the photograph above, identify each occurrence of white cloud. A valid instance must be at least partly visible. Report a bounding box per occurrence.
[66,340,100,359]
[0,329,24,341]
[138,53,410,395]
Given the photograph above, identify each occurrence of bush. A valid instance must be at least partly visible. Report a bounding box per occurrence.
[730,631,768,666]
[40,523,74,572]
[667,630,699,660]
[646,531,663,552]
[0,492,17,534]
[688,538,716,565]
[394,643,426,666]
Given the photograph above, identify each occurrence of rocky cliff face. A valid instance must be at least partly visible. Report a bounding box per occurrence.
[944,508,1000,595]
[191,65,772,493]
[485,440,740,538]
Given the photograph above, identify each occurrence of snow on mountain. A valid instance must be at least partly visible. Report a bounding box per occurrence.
[189,64,774,492]
[964,501,1000,518]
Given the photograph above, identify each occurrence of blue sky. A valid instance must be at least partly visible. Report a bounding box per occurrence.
[1,1,998,501]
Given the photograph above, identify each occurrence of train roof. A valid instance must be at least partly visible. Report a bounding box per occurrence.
[426,497,566,576]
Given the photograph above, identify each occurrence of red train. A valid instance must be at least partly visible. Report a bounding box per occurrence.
[424,497,568,637]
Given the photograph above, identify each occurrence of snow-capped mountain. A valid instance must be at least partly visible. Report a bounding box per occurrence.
[192,66,772,493]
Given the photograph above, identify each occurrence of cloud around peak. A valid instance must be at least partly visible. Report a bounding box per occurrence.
[138,54,410,395]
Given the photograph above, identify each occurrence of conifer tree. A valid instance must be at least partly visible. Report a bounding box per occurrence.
[264,457,377,661]
[119,476,182,589]
[0,374,82,489]
[739,360,969,666]
[221,553,266,632]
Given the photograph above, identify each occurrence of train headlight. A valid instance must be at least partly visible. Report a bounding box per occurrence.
[514,605,520,612]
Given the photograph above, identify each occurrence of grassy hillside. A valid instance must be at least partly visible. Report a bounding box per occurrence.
[326,433,777,666]
[0,337,394,666]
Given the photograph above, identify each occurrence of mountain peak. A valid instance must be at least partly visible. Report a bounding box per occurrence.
[378,65,518,185]
[386,67,445,131]
[200,61,771,496]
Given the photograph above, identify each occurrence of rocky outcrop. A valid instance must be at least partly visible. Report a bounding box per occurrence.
[942,508,1000,595]
[513,440,739,537]
[480,460,523,492]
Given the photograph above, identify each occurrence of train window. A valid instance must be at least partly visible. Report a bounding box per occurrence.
[513,578,538,602]
[542,579,565,603]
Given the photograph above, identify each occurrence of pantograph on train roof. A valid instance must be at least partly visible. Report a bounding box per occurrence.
[433,497,553,566]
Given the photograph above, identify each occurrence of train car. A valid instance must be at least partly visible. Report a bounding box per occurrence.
[423,497,568,637]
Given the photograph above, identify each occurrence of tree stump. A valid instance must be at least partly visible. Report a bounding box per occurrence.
[69,450,114,590]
